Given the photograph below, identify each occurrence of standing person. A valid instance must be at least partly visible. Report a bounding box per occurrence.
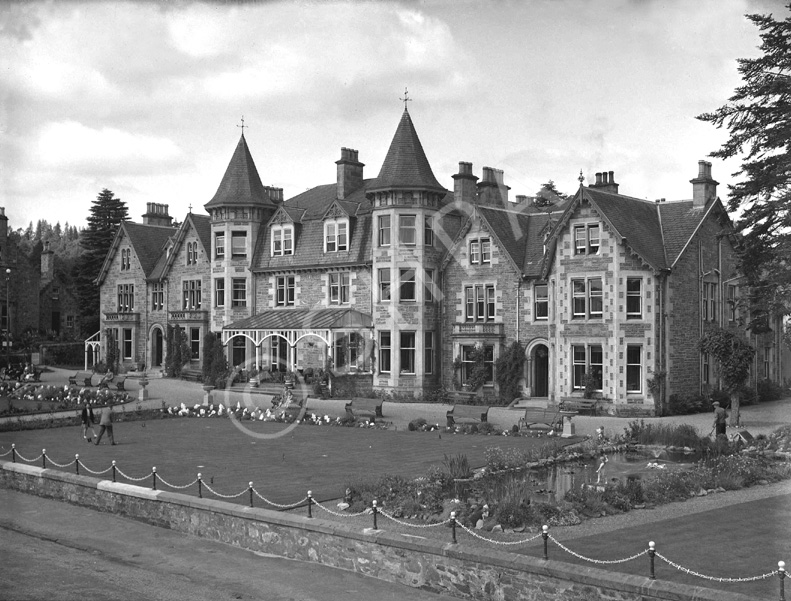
[80,402,96,443]
[94,403,116,446]
[596,450,608,484]
[712,401,728,438]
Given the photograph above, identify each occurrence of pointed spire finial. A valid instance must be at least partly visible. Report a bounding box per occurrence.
[188,203,193,214]
[400,87,412,112]
[578,170,585,187]
[237,116,248,135]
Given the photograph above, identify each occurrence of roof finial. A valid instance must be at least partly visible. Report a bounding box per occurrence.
[578,169,585,187]
[400,87,412,112]
[237,116,248,135]
[188,203,193,214]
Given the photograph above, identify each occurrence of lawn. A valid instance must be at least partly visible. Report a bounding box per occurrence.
[0,416,573,505]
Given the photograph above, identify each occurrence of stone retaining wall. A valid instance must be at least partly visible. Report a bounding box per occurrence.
[0,459,751,601]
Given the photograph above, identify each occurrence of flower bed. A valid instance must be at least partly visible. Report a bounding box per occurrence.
[0,382,134,417]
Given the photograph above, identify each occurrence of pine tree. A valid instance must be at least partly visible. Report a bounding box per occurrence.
[697,5,791,332]
[76,189,128,336]
[534,180,567,208]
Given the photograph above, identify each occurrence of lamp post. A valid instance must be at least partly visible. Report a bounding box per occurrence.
[4,268,10,369]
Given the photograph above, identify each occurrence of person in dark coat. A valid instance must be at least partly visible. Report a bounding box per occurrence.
[713,401,728,437]
[94,403,116,445]
[80,402,96,443]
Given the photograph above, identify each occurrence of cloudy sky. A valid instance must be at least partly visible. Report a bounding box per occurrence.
[0,0,785,232]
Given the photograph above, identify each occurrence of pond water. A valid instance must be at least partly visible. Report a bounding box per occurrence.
[525,448,700,504]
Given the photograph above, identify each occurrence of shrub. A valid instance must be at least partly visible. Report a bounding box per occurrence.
[408,417,427,431]
[443,453,471,480]
[757,379,786,403]
[494,341,525,404]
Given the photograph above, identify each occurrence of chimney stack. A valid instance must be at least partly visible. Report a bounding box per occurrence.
[41,240,54,284]
[336,147,364,200]
[477,167,510,206]
[142,203,174,227]
[452,161,478,207]
[590,169,619,194]
[265,186,284,204]
[690,160,718,208]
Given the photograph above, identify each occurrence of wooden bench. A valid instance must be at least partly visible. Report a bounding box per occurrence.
[70,372,93,386]
[115,378,126,392]
[345,397,384,422]
[559,398,597,416]
[519,406,563,431]
[446,404,490,428]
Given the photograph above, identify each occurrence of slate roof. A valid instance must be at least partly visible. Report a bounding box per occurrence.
[204,134,276,210]
[149,213,212,282]
[227,308,373,331]
[96,221,175,285]
[253,180,376,272]
[368,109,445,194]
[657,201,707,266]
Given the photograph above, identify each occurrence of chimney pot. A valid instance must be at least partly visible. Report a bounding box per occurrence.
[595,172,603,185]
[698,160,707,178]
[608,171,614,184]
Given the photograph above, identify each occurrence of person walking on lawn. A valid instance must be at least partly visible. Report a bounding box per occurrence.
[94,403,116,445]
[713,401,728,438]
[80,402,96,443]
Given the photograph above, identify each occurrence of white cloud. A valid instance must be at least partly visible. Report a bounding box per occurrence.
[36,121,184,174]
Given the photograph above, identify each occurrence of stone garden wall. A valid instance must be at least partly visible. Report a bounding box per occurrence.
[0,459,751,601]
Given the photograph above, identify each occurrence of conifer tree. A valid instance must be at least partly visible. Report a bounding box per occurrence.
[76,189,128,335]
[697,4,791,332]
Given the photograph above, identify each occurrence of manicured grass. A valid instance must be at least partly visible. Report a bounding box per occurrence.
[520,491,791,599]
[0,417,574,505]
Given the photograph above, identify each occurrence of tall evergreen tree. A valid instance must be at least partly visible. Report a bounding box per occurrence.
[697,4,791,332]
[534,180,567,208]
[76,189,128,336]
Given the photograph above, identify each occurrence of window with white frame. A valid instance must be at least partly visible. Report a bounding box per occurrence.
[190,327,200,360]
[215,278,225,307]
[727,285,738,322]
[378,215,391,246]
[400,331,416,374]
[461,344,494,386]
[122,328,133,360]
[324,220,348,252]
[215,234,225,258]
[379,331,391,373]
[231,278,246,307]
[626,278,642,319]
[329,273,350,304]
[424,217,434,246]
[151,283,164,311]
[571,344,603,391]
[469,238,491,265]
[425,331,434,375]
[626,345,642,393]
[399,269,416,302]
[378,268,391,301]
[117,284,134,312]
[571,278,603,319]
[182,280,201,310]
[231,231,247,258]
[702,282,717,322]
[399,215,416,246]
[574,225,600,255]
[186,241,194,265]
[276,276,295,307]
[534,284,548,320]
[465,284,496,322]
[424,269,434,303]
[272,225,293,256]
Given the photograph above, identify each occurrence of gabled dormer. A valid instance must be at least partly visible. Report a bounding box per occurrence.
[322,201,353,253]
[267,205,304,257]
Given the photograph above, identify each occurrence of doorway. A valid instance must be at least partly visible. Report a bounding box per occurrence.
[153,328,163,367]
[533,344,549,397]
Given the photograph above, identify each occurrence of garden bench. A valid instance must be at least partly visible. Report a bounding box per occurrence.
[68,372,78,386]
[115,378,126,392]
[280,394,307,419]
[519,406,563,431]
[71,372,93,386]
[559,398,597,416]
[446,404,490,428]
[345,397,384,422]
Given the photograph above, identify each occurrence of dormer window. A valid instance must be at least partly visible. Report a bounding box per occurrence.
[574,225,600,255]
[325,219,348,253]
[272,225,294,256]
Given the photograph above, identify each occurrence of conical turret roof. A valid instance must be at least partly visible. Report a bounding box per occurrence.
[370,109,444,193]
[204,134,274,209]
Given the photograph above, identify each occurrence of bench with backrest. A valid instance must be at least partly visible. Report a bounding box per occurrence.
[115,377,126,392]
[559,398,597,416]
[519,405,563,431]
[446,404,490,428]
[345,397,384,422]
[70,372,93,386]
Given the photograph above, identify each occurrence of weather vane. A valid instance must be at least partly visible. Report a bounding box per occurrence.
[237,116,248,134]
[400,87,412,111]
